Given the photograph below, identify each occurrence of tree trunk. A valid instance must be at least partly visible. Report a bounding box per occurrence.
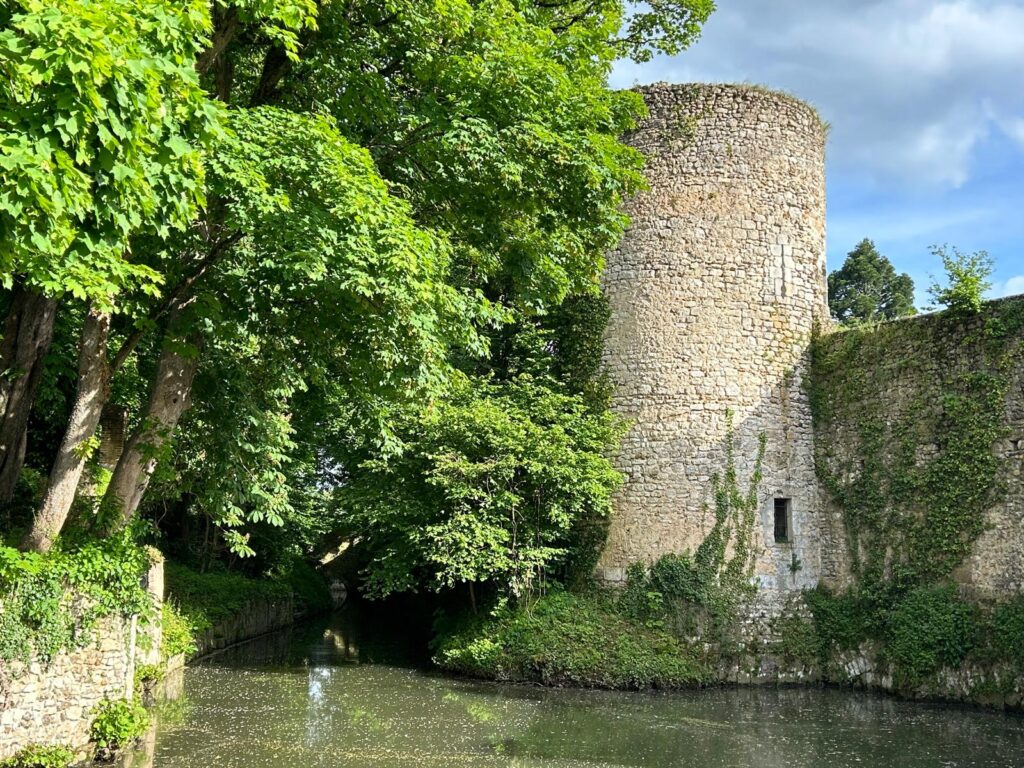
[21,310,112,552]
[103,335,201,529]
[0,286,58,502]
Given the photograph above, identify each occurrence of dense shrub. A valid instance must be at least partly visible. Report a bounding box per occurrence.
[159,602,197,658]
[804,586,872,655]
[341,377,625,601]
[274,556,332,614]
[164,562,292,636]
[885,585,977,683]
[0,531,151,664]
[986,595,1024,669]
[89,698,149,750]
[162,559,330,656]
[0,744,74,768]
[434,591,709,689]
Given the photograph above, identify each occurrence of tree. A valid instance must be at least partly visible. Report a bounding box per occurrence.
[339,375,625,601]
[8,0,715,558]
[927,245,994,315]
[0,0,221,515]
[827,239,916,325]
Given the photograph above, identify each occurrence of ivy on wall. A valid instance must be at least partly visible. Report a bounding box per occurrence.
[800,297,1024,686]
[620,413,765,643]
[810,309,1018,586]
[0,531,152,665]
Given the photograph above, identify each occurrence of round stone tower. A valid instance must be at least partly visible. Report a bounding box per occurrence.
[597,84,828,600]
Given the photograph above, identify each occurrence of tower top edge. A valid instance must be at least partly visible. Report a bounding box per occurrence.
[627,82,826,130]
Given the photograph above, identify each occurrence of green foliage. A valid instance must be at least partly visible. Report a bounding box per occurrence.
[544,294,614,412]
[802,586,873,656]
[434,590,709,688]
[159,601,196,659]
[163,561,290,637]
[0,744,74,768]
[827,238,916,325]
[289,0,650,311]
[607,0,715,63]
[799,298,1024,686]
[88,698,149,750]
[340,376,626,600]
[809,302,1016,588]
[885,585,977,684]
[927,245,994,315]
[796,585,979,686]
[620,419,764,638]
[273,556,332,614]
[988,595,1024,670]
[160,559,329,658]
[2,0,714,580]
[0,529,150,664]
[134,662,165,690]
[0,0,222,306]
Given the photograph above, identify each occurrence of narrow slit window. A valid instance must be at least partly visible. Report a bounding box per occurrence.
[774,498,791,543]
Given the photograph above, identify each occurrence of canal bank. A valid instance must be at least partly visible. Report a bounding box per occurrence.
[0,554,336,765]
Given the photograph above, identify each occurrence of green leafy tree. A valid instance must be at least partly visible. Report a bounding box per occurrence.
[926,245,994,315]
[109,0,707,558]
[9,0,715,561]
[827,239,916,325]
[339,375,626,601]
[0,0,222,506]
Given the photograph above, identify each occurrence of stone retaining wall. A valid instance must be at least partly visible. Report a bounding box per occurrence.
[0,558,163,760]
[190,595,296,659]
[722,595,1024,711]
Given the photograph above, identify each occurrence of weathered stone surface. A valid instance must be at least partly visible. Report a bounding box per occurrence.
[595,82,1024,708]
[0,560,163,759]
[190,596,296,658]
[813,299,1024,597]
[597,83,828,610]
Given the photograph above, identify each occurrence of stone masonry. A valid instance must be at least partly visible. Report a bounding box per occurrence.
[0,558,163,760]
[597,83,829,606]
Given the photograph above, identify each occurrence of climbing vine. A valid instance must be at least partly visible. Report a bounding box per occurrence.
[0,530,152,665]
[620,414,765,641]
[809,300,1024,586]
[801,297,1024,685]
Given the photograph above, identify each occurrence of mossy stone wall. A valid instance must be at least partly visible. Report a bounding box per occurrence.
[811,296,1024,599]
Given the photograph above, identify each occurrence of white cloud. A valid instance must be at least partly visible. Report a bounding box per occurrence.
[994,275,1024,297]
[999,116,1024,146]
[611,0,1024,189]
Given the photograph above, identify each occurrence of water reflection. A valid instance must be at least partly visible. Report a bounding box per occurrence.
[124,607,1024,768]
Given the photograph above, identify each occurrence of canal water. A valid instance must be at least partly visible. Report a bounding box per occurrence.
[124,607,1024,768]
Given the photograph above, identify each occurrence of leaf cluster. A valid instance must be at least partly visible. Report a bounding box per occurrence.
[0,528,151,664]
[88,697,149,750]
[926,244,994,315]
[0,0,222,307]
[340,375,626,600]
[0,744,74,768]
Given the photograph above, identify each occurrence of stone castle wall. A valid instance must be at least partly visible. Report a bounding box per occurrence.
[0,559,163,760]
[598,83,829,604]
[812,298,1024,598]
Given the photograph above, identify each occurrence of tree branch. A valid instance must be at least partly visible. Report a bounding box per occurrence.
[249,45,293,107]
[111,232,243,374]
[196,6,241,76]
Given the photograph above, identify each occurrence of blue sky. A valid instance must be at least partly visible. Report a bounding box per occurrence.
[611,0,1024,308]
